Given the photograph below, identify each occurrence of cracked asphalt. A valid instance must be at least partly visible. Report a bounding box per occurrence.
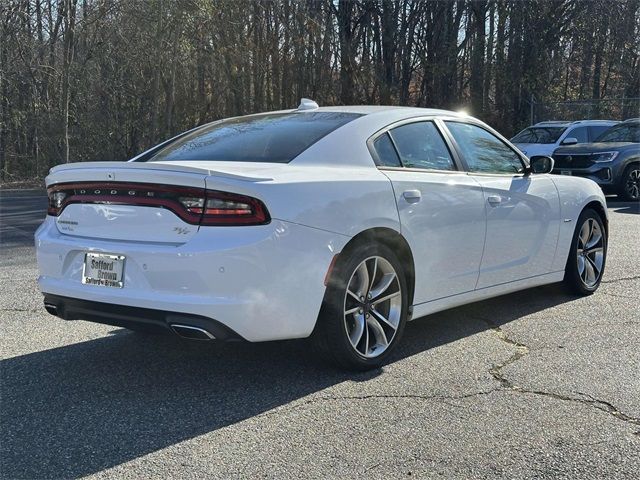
[1,190,638,479]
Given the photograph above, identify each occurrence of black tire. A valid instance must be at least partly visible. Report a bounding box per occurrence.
[312,242,409,371]
[563,208,607,295]
[619,164,640,202]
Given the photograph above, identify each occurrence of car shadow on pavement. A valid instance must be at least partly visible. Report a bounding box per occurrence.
[0,284,575,478]
[606,199,639,215]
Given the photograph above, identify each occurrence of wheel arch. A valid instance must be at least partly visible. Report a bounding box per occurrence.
[338,227,416,307]
[584,200,608,236]
[621,157,640,170]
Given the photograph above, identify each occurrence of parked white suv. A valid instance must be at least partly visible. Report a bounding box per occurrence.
[511,120,618,158]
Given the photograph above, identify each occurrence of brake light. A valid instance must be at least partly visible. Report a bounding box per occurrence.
[199,191,269,225]
[48,191,69,215]
[47,182,270,226]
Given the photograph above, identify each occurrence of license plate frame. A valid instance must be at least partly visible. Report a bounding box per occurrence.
[82,253,126,288]
[560,170,572,176]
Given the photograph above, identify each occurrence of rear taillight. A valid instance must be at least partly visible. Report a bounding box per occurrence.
[48,191,69,215]
[200,191,269,225]
[47,182,270,226]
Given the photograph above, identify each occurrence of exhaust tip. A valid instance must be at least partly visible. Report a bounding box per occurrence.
[44,302,58,316]
[170,324,215,341]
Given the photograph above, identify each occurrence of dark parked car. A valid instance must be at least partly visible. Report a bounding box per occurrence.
[551,118,640,201]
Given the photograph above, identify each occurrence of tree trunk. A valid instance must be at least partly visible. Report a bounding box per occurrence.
[470,1,486,117]
[337,0,355,104]
[61,0,77,163]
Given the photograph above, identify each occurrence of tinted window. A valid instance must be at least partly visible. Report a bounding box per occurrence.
[388,122,455,171]
[372,133,402,167]
[147,112,361,163]
[511,127,566,144]
[588,125,613,141]
[446,122,524,174]
[568,126,589,143]
[595,123,640,143]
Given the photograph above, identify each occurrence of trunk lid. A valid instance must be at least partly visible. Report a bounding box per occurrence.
[46,161,272,243]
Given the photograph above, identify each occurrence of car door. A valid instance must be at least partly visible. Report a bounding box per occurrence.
[369,119,486,303]
[443,121,561,289]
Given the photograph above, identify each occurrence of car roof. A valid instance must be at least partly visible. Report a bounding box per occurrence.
[308,105,463,116]
[533,119,618,127]
[290,106,478,168]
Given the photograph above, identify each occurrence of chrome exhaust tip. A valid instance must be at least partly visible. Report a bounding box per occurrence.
[170,324,216,341]
[44,302,58,316]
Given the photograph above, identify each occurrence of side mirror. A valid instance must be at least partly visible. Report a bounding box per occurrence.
[529,156,554,174]
[562,137,578,145]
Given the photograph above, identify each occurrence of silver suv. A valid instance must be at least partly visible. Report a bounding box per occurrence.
[511,120,618,158]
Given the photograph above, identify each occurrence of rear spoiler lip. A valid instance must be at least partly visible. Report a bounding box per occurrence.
[47,161,273,184]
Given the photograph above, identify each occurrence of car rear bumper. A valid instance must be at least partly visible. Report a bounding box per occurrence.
[43,293,245,340]
[35,217,349,342]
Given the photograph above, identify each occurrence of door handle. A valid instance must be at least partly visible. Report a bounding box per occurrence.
[402,190,422,204]
[487,195,502,205]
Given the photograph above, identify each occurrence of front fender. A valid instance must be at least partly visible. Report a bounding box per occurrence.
[549,176,607,271]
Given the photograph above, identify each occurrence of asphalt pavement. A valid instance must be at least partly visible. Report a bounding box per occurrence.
[1,189,638,479]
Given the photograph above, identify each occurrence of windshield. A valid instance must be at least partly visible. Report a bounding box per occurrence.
[147,112,361,163]
[594,123,640,143]
[511,126,566,144]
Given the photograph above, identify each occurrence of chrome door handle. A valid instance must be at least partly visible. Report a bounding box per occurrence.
[487,195,502,205]
[402,190,422,203]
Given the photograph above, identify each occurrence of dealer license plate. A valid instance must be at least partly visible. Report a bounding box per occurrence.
[82,253,125,288]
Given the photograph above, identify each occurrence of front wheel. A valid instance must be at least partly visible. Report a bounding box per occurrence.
[619,164,640,201]
[313,243,409,370]
[563,208,607,295]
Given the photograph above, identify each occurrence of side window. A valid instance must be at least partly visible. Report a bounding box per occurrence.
[445,122,524,174]
[388,121,456,171]
[568,126,589,143]
[588,126,611,142]
[372,133,402,167]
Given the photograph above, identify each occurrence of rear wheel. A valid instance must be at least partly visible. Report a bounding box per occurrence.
[619,164,640,201]
[313,243,409,370]
[563,208,607,295]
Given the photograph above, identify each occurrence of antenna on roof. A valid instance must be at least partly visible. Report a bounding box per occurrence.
[297,98,319,111]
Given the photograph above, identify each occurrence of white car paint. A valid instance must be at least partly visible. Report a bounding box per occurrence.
[469,174,560,288]
[380,168,486,303]
[35,106,608,342]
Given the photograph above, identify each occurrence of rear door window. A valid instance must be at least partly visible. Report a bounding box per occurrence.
[511,127,566,144]
[387,121,456,171]
[372,133,402,167]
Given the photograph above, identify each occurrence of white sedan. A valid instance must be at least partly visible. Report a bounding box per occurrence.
[36,101,608,369]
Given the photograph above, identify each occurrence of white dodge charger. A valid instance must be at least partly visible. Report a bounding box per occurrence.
[36,101,608,369]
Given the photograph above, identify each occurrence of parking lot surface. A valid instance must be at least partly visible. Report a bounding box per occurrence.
[1,190,638,479]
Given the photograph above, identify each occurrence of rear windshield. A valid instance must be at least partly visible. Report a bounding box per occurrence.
[146,112,361,163]
[511,126,567,144]
[594,122,640,143]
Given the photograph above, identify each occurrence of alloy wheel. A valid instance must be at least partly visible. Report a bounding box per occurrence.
[343,256,402,358]
[625,168,640,200]
[576,218,605,288]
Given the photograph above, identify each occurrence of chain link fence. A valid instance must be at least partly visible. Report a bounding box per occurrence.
[529,97,640,125]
